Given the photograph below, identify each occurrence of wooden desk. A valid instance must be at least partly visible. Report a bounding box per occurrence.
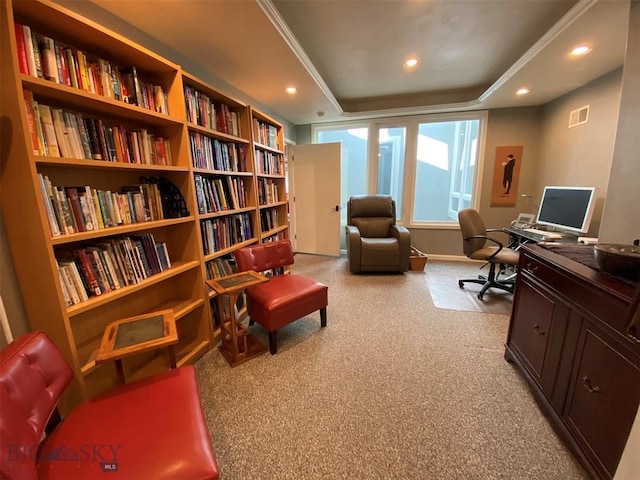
[96,309,178,385]
[206,270,269,367]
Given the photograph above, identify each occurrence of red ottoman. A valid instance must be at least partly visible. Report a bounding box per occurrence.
[234,240,328,354]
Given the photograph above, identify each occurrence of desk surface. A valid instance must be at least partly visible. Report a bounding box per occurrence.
[504,226,579,244]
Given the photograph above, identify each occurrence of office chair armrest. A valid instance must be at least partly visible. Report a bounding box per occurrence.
[463,234,505,259]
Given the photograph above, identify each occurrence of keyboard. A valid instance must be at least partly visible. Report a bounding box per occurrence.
[523,228,564,239]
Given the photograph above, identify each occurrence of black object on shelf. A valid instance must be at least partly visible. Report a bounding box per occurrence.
[141,176,189,218]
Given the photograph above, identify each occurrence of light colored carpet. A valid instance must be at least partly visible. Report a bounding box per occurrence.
[424,260,514,316]
[195,254,586,480]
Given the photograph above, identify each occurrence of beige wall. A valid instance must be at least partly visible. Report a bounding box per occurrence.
[536,68,623,236]
[0,213,29,347]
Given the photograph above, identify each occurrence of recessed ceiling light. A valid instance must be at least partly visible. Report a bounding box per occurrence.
[285,86,297,94]
[404,58,418,68]
[516,88,531,96]
[570,45,592,56]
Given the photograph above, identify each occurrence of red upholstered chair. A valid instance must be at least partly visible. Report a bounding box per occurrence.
[233,239,328,354]
[0,330,219,480]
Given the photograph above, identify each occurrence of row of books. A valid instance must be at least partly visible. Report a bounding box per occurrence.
[38,174,164,237]
[253,119,279,149]
[257,178,280,205]
[200,214,253,255]
[260,209,281,233]
[24,90,171,165]
[254,150,285,176]
[15,23,169,114]
[194,174,247,215]
[189,132,246,172]
[184,87,240,136]
[205,255,236,280]
[56,235,171,305]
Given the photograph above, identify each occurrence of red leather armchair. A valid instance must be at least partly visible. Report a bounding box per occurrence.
[234,239,328,354]
[0,331,219,480]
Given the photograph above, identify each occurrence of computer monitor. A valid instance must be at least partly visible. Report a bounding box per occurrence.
[536,186,596,234]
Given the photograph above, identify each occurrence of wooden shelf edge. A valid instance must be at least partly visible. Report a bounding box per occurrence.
[67,261,201,317]
[51,216,195,245]
[176,340,210,367]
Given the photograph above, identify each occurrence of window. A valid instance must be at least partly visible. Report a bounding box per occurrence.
[313,111,485,226]
[413,118,479,222]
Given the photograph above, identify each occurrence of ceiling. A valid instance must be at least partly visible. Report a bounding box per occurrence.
[89,0,630,126]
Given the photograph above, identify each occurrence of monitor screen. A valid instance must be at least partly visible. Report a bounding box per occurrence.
[536,186,596,234]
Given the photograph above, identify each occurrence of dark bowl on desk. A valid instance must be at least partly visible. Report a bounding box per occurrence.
[593,244,640,281]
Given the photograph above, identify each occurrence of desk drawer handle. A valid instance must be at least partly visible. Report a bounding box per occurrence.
[582,375,601,394]
[532,324,545,336]
[524,263,538,274]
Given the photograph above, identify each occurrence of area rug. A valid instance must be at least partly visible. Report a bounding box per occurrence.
[422,260,514,316]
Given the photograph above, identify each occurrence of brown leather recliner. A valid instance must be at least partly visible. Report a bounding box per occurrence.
[345,195,411,273]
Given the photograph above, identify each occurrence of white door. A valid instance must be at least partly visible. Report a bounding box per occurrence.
[290,143,341,256]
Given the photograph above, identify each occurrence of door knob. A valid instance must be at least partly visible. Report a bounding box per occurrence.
[334,205,339,212]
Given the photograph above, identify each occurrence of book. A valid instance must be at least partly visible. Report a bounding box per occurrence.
[84,117,103,160]
[64,48,79,89]
[37,173,61,237]
[22,25,38,78]
[62,111,85,159]
[38,35,59,83]
[30,99,48,156]
[30,29,44,79]
[59,260,89,302]
[55,186,76,234]
[75,113,93,159]
[57,267,73,306]
[50,108,72,158]
[119,66,144,107]
[22,90,39,155]
[58,263,81,304]
[64,187,87,232]
[14,22,29,75]
[37,105,61,157]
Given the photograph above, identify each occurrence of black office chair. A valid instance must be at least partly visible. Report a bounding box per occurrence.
[457,208,520,300]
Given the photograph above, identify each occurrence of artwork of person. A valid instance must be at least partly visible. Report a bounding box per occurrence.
[502,154,516,194]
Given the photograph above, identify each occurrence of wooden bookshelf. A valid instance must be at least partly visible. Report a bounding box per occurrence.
[250,107,289,243]
[0,0,212,413]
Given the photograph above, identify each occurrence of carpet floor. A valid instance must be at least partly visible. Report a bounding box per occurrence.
[195,254,587,480]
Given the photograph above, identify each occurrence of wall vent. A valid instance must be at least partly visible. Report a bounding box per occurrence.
[569,105,589,128]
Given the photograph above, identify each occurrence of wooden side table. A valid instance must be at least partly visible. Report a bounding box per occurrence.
[206,270,269,367]
[96,309,178,384]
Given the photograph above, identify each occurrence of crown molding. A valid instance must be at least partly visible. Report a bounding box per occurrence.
[257,0,343,114]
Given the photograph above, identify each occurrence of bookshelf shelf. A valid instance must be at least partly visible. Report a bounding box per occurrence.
[36,156,189,172]
[50,216,195,246]
[21,75,182,127]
